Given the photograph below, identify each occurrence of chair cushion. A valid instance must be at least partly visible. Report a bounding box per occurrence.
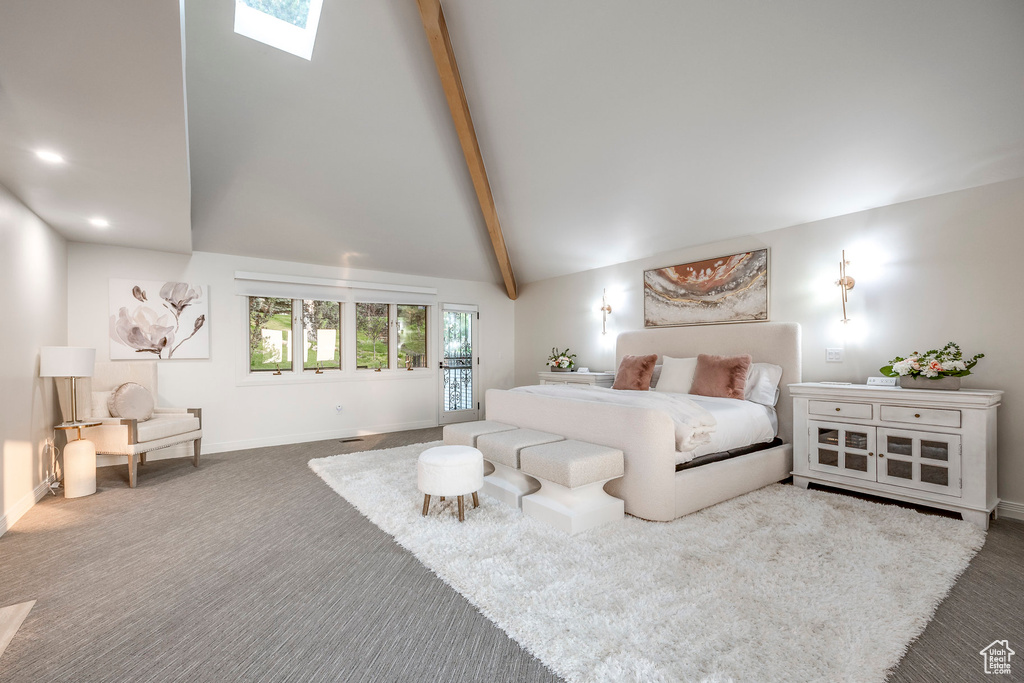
[108,382,154,421]
[442,420,516,447]
[135,416,201,442]
[417,445,484,496]
[477,429,564,468]
[520,440,624,489]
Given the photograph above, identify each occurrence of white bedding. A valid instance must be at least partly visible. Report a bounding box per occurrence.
[684,395,777,464]
[509,384,716,452]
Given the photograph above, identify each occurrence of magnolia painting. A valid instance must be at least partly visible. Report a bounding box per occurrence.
[644,249,769,327]
[109,279,210,359]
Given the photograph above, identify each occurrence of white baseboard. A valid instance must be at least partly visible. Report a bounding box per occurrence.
[997,500,1024,522]
[0,476,54,538]
[192,419,438,456]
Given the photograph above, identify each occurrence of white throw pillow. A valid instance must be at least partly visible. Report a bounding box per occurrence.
[108,382,155,421]
[745,363,783,406]
[654,356,698,394]
[91,391,112,418]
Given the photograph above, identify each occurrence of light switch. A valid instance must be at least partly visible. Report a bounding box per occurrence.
[826,348,844,362]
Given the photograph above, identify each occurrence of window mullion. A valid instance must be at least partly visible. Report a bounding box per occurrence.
[292,299,302,374]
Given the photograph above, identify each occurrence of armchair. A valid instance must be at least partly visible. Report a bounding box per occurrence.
[57,361,202,487]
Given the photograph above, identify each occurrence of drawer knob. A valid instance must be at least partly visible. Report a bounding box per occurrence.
[914,413,921,418]
[835,407,841,412]
[879,453,885,458]
[868,452,873,456]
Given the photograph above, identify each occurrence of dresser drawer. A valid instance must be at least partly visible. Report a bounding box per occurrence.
[880,405,961,428]
[808,400,872,420]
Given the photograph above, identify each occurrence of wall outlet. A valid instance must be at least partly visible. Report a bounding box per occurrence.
[826,348,844,363]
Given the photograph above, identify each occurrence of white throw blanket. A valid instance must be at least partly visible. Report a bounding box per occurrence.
[510,384,716,451]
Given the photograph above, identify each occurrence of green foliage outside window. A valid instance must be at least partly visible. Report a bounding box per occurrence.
[249,297,292,371]
[398,305,427,368]
[356,303,390,369]
[302,300,341,370]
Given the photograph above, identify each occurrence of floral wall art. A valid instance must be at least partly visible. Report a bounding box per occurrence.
[109,279,210,359]
[643,249,769,327]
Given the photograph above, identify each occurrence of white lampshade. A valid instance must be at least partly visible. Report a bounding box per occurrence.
[40,347,96,378]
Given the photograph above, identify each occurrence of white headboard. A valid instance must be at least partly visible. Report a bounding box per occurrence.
[615,322,802,443]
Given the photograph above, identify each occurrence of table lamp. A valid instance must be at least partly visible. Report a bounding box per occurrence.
[40,346,97,498]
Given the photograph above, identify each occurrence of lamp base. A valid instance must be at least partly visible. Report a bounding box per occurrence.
[64,438,97,498]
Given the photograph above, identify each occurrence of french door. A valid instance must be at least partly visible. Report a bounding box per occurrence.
[438,304,479,424]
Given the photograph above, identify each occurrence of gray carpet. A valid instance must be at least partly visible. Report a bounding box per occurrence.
[0,429,1021,682]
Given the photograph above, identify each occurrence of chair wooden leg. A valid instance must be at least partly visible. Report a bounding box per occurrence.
[422,494,431,516]
[139,452,146,465]
[129,453,140,488]
[472,491,479,508]
[458,495,465,522]
[193,438,201,467]
[440,496,445,502]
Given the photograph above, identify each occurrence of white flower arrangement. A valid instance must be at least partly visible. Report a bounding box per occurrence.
[880,342,983,380]
[547,347,577,370]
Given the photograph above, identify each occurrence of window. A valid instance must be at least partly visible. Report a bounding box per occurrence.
[302,300,341,371]
[234,0,324,61]
[397,305,428,369]
[356,303,390,370]
[249,297,293,372]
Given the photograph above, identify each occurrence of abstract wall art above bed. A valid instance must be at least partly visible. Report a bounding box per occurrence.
[109,279,210,360]
[644,249,769,327]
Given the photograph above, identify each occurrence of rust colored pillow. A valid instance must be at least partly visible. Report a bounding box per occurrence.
[689,353,752,399]
[612,354,659,391]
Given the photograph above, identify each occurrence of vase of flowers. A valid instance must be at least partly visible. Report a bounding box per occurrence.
[879,342,983,391]
[547,347,577,372]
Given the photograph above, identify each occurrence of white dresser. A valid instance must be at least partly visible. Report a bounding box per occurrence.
[790,382,1002,529]
[537,371,616,387]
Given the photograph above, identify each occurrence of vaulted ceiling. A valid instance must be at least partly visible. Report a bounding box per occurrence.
[2,1,1023,285]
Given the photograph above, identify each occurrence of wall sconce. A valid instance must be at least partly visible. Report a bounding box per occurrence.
[836,250,855,323]
[600,289,613,334]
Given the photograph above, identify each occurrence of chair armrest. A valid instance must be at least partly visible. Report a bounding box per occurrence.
[153,407,188,415]
[187,408,202,429]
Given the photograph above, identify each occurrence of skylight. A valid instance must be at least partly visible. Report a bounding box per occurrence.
[234,0,324,61]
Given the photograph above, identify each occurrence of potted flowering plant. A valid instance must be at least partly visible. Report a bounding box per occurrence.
[547,347,577,372]
[880,342,984,391]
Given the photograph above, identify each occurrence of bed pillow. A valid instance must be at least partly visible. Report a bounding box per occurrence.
[690,353,752,400]
[654,356,698,394]
[745,362,784,406]
[107,382,155,421]
[612,354,659,391]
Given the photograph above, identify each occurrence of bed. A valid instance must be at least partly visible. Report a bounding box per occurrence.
[485,322,801,522]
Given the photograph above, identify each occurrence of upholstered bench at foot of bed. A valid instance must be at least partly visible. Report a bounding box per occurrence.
[520,440,625,534]
[477,428,563,508]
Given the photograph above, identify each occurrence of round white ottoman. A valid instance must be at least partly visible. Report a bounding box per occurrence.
[418,445,484,522]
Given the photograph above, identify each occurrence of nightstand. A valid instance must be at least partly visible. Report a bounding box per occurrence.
[790,382,1002,529]
[537,371,616,387]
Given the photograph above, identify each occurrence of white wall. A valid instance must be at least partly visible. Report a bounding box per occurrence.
[514,178,1024,510]
[0,184,67,534]
[67,246,515,456]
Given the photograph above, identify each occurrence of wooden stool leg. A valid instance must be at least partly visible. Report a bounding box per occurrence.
[472,491,479,508]
[458,495,465,522]
[422,494,431,516]
[440,496,445,502]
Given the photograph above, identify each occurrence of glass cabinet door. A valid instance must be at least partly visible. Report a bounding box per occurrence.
[808,420,876,481]
[876,428,961,497]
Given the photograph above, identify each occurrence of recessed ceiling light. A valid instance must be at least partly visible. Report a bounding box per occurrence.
[89,217,110,228]
[35,150,66,164]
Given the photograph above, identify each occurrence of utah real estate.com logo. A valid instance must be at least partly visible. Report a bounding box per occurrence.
[980,640,1015,675]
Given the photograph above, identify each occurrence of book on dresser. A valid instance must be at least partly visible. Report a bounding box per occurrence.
[789,382,1002,529]
[537,371,616,387]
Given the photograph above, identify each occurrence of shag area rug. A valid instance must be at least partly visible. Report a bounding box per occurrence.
[309,442,985,683]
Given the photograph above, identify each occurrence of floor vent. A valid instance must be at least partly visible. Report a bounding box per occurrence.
[339,438,363,444]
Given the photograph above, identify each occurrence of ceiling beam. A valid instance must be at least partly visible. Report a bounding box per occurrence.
[415,0,518,300]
